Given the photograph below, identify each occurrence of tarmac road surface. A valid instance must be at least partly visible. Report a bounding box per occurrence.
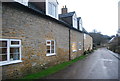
[44,48,119,79]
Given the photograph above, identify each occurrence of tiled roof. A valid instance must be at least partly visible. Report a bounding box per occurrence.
[5,2,87,35]
[59,11,75,18]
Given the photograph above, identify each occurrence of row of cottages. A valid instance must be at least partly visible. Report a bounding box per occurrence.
[0,0,93,79]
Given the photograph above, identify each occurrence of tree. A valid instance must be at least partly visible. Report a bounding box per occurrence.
[89,31,111,47]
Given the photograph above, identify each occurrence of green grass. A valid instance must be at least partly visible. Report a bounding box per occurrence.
[21,55,87,80]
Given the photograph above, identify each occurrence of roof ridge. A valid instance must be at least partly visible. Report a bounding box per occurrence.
[59,11,75,18]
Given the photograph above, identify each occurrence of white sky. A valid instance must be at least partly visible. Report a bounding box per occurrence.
[58,0,119,36]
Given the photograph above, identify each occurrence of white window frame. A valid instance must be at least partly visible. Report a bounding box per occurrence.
[46,40,56,56]
[0,39,22,66]
[10,39,21,47]
[73,14,78,29]
[78,42,82,50]
[46,0,58,19]
[79,19,83,31]
[14,0,29,6]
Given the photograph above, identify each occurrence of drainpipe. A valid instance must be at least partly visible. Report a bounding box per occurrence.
[83,30,85,54]
[69,29,71,60]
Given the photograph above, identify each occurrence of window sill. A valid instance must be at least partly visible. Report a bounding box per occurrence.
[72,50,77,52]
[0,60,22,66]
[46,53,56,56]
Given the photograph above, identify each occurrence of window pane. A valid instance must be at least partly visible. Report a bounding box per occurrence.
[10,48,19,54]
[47,50,50,53]
[10,54,19,61]
[51,41,54,45]
[10,47,20,60]
[47,46,50,50]
[11,41,19,45]
[79,45,81,49]
[51,46,54,50]
[51,50,54,53]
[48,3,52,15]
[0,48,7,54]
[0,41,7,47]
[0,55,7,61]
[47,41,51,45]
[0,40,7,61]
[55,6,57,17]
[46,40,55,54]
[53,5,56,17]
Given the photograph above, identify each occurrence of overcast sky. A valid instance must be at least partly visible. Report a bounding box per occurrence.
[58,0,119,36]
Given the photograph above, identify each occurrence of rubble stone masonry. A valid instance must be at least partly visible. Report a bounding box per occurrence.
[84,34,93,51]
[1,3,86,79]
[2,3,70,79]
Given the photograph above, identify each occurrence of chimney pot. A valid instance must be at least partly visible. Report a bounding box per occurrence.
[61,5,68,14]
[65,5,66,8]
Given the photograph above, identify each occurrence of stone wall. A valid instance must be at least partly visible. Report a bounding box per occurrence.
[2,3,70,79]
[84,34,93,51]
[1,2,92,79]
[70,30,84,60]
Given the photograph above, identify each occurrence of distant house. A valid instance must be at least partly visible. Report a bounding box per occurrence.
[82,28,93,51]
[84,34,93,51]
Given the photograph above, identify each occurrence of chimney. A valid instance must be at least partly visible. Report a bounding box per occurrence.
[61,5,68,14]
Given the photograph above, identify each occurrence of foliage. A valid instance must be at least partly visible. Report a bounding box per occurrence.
[84,49,94,55]
[108,36,120,54]
[89,31,111,47]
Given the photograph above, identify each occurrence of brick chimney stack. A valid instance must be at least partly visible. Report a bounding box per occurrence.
[61,5,68,14]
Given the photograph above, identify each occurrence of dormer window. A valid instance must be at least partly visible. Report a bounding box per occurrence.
[46,0,58,19]
[48,2,57,17]
[79,19,83,31]
[73,14,77,29]
[14,0,29,6]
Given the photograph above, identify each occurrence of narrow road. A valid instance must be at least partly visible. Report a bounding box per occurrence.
[44,48,119,79]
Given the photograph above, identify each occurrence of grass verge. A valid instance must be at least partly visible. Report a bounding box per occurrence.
[22,55,87,80]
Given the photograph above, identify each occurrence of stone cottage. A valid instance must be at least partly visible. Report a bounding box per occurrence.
[0,0,93,79]
[84,34,93,51]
